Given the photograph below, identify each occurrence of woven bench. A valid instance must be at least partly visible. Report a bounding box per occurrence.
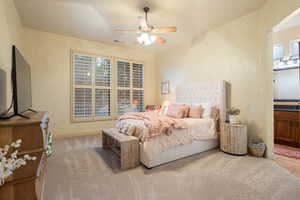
[102,128,139,170]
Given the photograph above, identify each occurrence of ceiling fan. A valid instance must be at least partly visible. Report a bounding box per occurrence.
[114,7,177,45]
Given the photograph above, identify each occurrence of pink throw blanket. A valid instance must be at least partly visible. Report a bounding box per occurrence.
[118,112,187,138]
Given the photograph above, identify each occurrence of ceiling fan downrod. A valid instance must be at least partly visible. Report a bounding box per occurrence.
[143,7,150,24]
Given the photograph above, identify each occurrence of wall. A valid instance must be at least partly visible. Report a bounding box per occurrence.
[273,25,300,57]
[259,0,300,158]
[0,0,24,110]
[24,28,158,137]
[156,0,300,158]
[157,11,265,138]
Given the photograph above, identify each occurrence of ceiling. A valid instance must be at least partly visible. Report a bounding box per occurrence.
[14,0,266,51]
[273,8,300,32]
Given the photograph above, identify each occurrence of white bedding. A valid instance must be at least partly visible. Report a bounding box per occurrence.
[116,118,217,162]
[182,118,217,140]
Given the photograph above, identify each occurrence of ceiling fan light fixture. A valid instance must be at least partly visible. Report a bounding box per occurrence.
[150,35,157,43]
[114,6,176,45]
[137,33,156,46]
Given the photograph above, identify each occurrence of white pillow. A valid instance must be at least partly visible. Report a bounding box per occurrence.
[192,103,213,119]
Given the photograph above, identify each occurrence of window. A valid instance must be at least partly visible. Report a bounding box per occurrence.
[94,58,111,117]
[71,51,144,121]
[290,41,299,57]
[117,61,144,115]
[72,53,112,121]
[273,44,284,61]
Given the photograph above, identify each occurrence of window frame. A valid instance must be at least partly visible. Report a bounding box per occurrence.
[70,50,145,123]
[289,39,300,57]
[116,58,145,115]
[273,43,285,61]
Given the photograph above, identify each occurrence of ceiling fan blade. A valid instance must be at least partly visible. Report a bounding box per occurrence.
[156,36,166,44]
[114,29,140,33]
[152,26,177,33]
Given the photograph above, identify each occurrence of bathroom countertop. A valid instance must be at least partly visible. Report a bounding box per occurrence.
[274,108,300,112]
[274,104,300,112]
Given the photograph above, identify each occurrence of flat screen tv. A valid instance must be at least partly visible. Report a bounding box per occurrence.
[11,45,33,118]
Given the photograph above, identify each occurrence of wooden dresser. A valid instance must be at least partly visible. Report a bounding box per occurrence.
[274,111,300,147]
[0,111,49,200]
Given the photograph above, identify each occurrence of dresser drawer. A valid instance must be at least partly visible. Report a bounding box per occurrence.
[6,151,44,182]
[0,112,49,200]
[0,177,38,200]
[0,124,44,152]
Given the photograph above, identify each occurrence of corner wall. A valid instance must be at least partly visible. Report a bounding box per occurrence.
[273,25,300,56]
[157,11,265,139]
[24,28,158,137]
[156,0,300,158]
[0,0,24,108]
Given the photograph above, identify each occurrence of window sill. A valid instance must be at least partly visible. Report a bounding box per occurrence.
[70,117,117,123]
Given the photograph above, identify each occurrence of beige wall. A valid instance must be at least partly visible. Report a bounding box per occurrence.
[273,25,300,56]
[157,11,265,138]
[0,0,24,107]
[24,28,158,137]
[156,0,300,158]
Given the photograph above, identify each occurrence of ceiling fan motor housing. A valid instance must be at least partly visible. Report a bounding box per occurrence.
[143,7,150,13]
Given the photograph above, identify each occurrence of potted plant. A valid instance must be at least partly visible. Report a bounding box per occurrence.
[0,139,36,185]
[227,107,240,124]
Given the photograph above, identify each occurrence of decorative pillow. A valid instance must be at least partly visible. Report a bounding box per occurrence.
[145,105,161,112]
[211,106,220,121]
[197,103,213,119]
[175,104,190,118]
[188,105,203,118]
[166,104,186,119]
[182,104,190,118]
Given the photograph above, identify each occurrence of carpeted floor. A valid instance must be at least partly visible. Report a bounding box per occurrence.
[44,135,300,200]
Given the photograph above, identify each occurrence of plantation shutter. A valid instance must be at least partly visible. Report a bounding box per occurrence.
[72,51,144,121]
[117,61,144,115]
[72,53,112,120]
[94,58,111,117]
[132,63,144,112]
[117,61,131,115]
[73,55,93,118]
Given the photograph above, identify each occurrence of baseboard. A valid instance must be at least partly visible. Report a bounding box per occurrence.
[53,130,102,140]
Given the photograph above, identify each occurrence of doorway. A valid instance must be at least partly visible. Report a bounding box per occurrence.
[272,9,300,178]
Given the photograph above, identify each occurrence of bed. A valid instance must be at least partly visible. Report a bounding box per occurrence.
[118,81,228,168]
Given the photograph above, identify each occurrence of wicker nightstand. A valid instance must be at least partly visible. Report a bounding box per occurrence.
[220,123,248,155]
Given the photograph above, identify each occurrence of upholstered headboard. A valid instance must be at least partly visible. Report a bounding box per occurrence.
[176,81,228,122]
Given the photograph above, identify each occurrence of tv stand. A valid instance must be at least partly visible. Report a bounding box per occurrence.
[28,108,38,113]
[0,112,30,120]
[16,113,30,119]
[0,109,38,120]
[0,111,50,200]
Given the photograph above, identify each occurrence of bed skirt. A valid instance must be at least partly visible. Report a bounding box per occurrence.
[140,138,219,168]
